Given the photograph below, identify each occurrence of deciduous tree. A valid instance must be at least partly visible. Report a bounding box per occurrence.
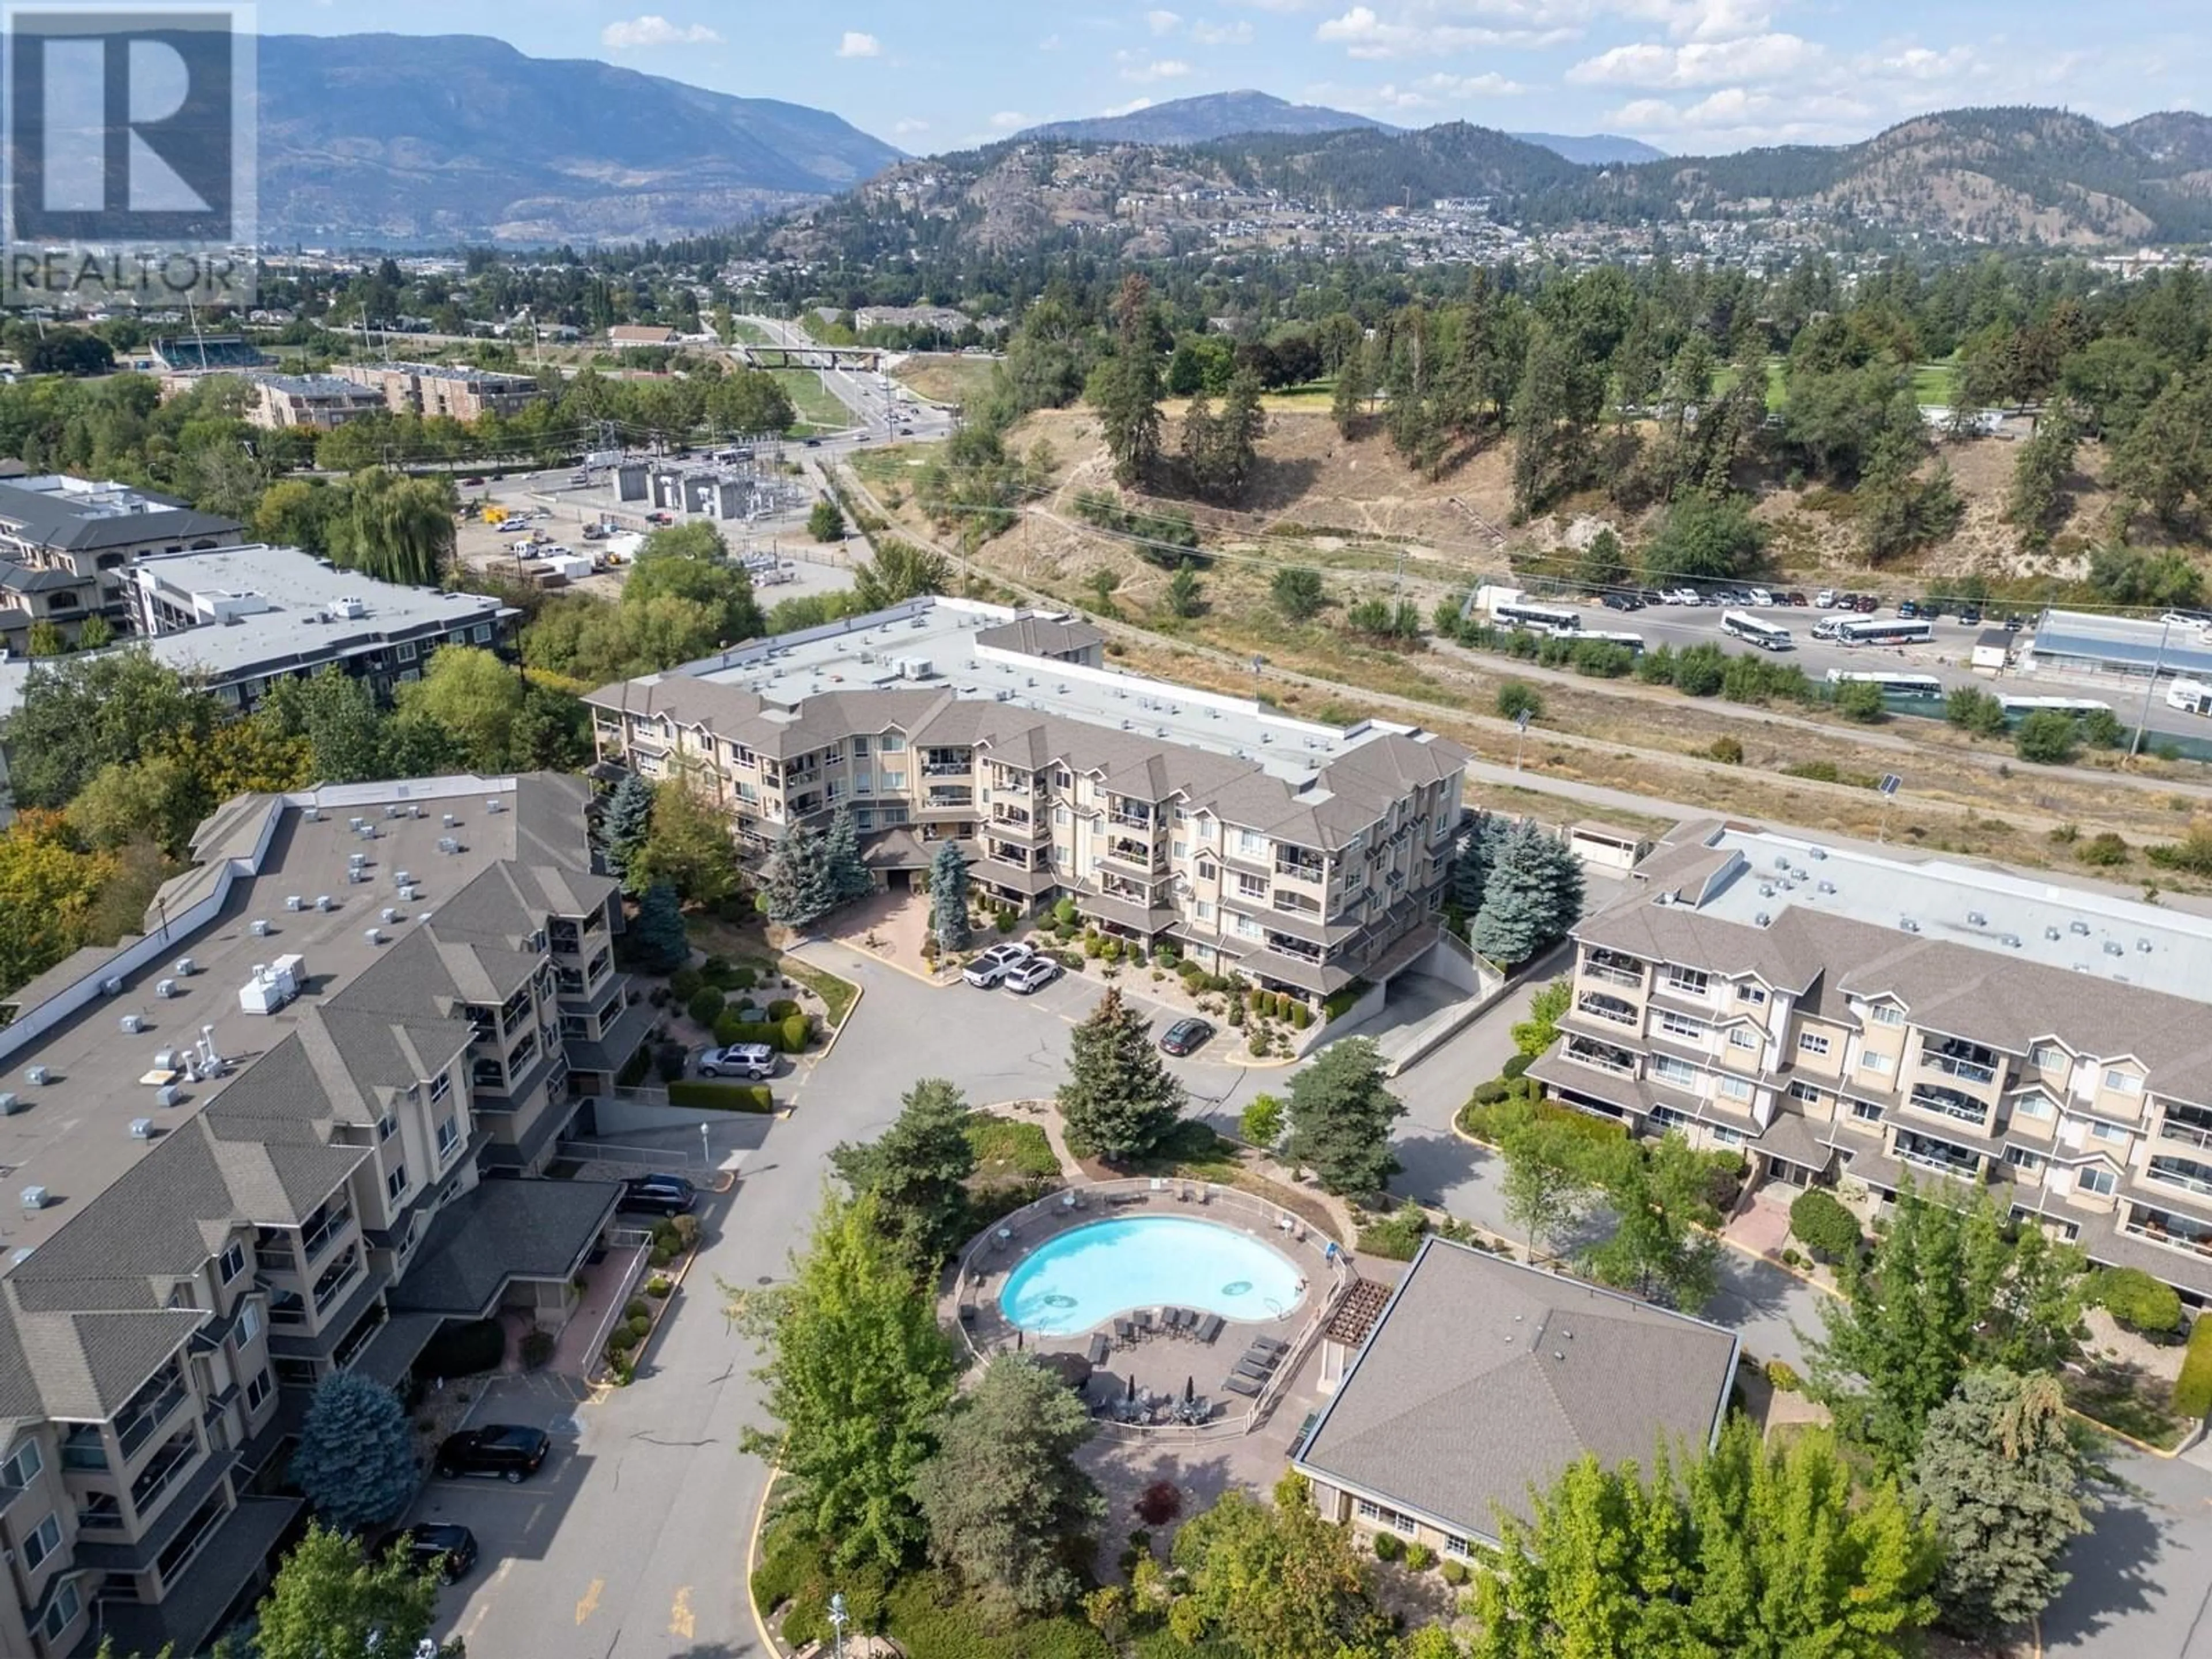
[0,650,213,810]
[1492,1093,1601,1259]
[250,1522,452,1659]
[632,778,738,904]
[1058,986,1186,1162]
[1171,1474,1381,1659]
[395,646,525,771]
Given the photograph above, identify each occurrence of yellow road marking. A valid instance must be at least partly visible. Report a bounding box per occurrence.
[575,1577,603,1624]
[669,1585,696,1641]
[459,1558,513,1645]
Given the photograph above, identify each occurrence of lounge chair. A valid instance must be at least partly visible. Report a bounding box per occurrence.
[1223,1374,1262,1398]
[1086,1332,1111,1365]
[1169,1308,1193,1332]
[1115,1318,1137,1347]
[1240,1348,1278,1372]
[1133,1310,1156,1337]
[1234,1357,1271,1382]
[1193,1313,1224,1344]
[1251,1335,1287,1355]
[957,1304,976,1326]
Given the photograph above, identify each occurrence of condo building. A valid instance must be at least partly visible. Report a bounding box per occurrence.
[1532,820,2212,1303]
[0,772,653,1656]
[586,598,1468,1001]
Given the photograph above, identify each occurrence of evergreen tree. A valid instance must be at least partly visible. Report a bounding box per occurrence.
[1450,813,1503,916]
[288,1373,418,1533]
[830,1077,978,1270]
[1094,275,1164,487]
[738,1190,958,1571]
[1271,566,1325,622]
[1331,341,1371,436]
[1057,986,1186,1162]
[1282,1037,1404,1195]
[1165,565,1203,619]
[1472,821,1585,966]
[1910,1369,2095,1642]
[1214,367,1266,500]
[1575,527,1630,596]
[915,1354,1105,1619]
[823,803,873,907]
[627,880,690,973]
[928,840,971,951]
[1179,387,1219,490]
[2006,415,2080,551]
[763,819,836,930]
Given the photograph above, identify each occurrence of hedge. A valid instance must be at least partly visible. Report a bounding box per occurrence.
[712,1014,809,1053]
[666,1080,774,1112]
[887,1572,1111,1659]
[2176,1314,2212,1419]
[1789,1188,1863,1261]
[685,987,725,1027]
[414,1317,504,1380]
[1500,1052,1533,1081]
[2096,1266,2184,1335]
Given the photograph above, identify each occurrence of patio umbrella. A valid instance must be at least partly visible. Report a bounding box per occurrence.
[1127,1372,1138,1403]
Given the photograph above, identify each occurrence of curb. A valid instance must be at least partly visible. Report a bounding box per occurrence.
[745,1461,789,1658]
[809,978,865,1063]
[586,1228,703,1390]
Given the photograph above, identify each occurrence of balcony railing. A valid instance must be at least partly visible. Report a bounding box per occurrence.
[129,1433,201,1515]
[1108,810,1154,831]
[300,1205,351,1264]
[1581,961,1643,990]
[1893,1131,1983,1180]
[1563,1037,1635,1077]
[1907,1086,1988,1127]
[2122,1210,2212,1257]
[1274,858,1325,884]
[2145,1158,2212,1201]
[114,1380,187,1463]
[312,1248,364,1315]
[1921,1052,1997,1086]
[922,761,971,778]
[1574,993,1638,1027]
[2159,1115,2212,1152]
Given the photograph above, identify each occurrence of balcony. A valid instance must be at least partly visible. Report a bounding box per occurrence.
[62,1426,108,1473]
[1892,1128,1984,1181]
[2158,1105,2212,1152]
[1906,1084,1989,1128]
[310,1246,365,1316]
[1103,839,1166,875]
[1581,960,1643,991]
[1921,1051,1997,1088]
[129,1431,202,1517]
[1574,991,1639,1028]
[1274,855,1325,885]
[1563,1036,1637,1077]
[300,1203,352,1265]
[113,1367,188,1463]
[2145,1155,2212,1202]
[2122,1204,2212,1258]
[922,761,972,779]
[921,788,974,811]
[1272,891,1321,919]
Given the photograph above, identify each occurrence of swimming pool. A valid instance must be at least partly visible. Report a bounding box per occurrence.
[998,1215,1306,1335]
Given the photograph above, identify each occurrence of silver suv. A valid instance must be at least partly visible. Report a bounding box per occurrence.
[698,1043,775,1080]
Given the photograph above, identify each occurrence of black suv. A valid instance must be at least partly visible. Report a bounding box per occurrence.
[435,1425,550,1484]
[618,1173,697,1216]
[379,1522,480,1580]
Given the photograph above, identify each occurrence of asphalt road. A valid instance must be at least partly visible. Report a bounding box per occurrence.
[735,315,959,450]
[410,942,2212,1658]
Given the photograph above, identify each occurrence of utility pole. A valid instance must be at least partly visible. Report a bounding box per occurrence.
[2130,615,2174,760]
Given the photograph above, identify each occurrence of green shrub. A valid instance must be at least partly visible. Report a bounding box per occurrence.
[668,967,703,1001]
[414,1317,505,1380]
[767,998,801,1021]
[1501,1052,1532,1081]
[623,1315,651,1345]
[1358,1201,1431,1262]
[624,1297,651,1323]
[2078,831,2131,867]
[1781,759,1840,782]
[1240,1094,1285,1147]
[649,1243,674,1268]
[1495,681,1543,722]
[2097,1266,2184,1335]
[2175,1315,2212,1418]
[1291,1001,1312,1029]
[1709,735,1745,764]
[1468,1077,1512,1107]
[666,1079,774,1112]
[1441,1558,1471,1586]
[1371,1529,1404,1562]
[887,1571,1112,1659]
[685,987,725,1027]
[1403,1540,1435,1571]
[1764,1359,1801,1392]
[1053,897,1079,927]
[733,965,759,991]
[1788,1188,1862,1261]
[700,954,729,980]
[645,1275,672,1297]
[781,1013,812,1052]
[519,1330,555,1370]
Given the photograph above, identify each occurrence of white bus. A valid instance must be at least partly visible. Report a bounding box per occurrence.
[1825,669,1944,699]
[1997,695,2113,717]
[1578,629,1646,656]
[1834,616,1934,647]
[1722,610,1793,652]
[1491,600,1584,636]
[2166,679,2212,717]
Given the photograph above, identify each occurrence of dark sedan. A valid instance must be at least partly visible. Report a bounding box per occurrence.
[1159,1017,1215,1056]
[381,1522,479,1581]
[435,1425,549,1484]
[618,1173,696,1216]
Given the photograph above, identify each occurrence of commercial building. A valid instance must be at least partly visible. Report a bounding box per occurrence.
[127,544,517,711]
[1294,1237,1737,1554]
[332,363,542,423]
[2024,608,2212,684]
[243,374,388,432]
[1531,820,2212,1303]
[0,477,243,634]
[586,598,1468,1001]
[606,325,678,348]
[0,771,652,1656]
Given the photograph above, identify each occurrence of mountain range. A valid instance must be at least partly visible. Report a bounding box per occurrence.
[1016,92,1664,165]
[254,33,902,244]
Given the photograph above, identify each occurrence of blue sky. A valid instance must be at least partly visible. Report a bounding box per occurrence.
[263,0,2206,156]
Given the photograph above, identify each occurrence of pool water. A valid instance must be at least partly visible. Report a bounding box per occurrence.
[998,1215,1306,1335]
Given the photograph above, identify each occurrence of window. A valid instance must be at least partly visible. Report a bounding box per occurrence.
[471,623,492,643]
[436,1116,460,1158]
[2104,1069,2144,1095]
[1194,901,1214,921]
[236,1301,262,1346]
[1236,830,1264,856]
[2,1438,43,1488]
[1789,1079,1823,1105]
[879,734,905,753]
[39,1580,78,1642]
[428,1071,450,1104]
[1650,1054,1698,1086]
[22,1510,60,1571]
[244,1369,272,1412]
[1172,840,1187,858]
[1665,967,1710,996]
[1736,983,1767,1005]
[1196,860,1218,882]
[376,1111,397,1143]
[1861,1051,1892,1075]
[1868,1002,1904,1027]
[1657,1010,1706,1043]
[218,1240,245,1284]
[1717,1074,1753,1102]
[2005,1146,2047,1173]
[852,736,869,757]
[2031,1045,2067,1073]
[1852,1099,1884,1123]
[396,639,418,662]
[386,1163,409,1203]
[2013,1094,2055,1120]
[1728,1027,1760,1052]
[2088,1119,2129,1144]
[1710,1124,1746,1146]
[1444,1535,1473,1559]
[1798,1032,1832,1058]
[2077,1166,2118,1196]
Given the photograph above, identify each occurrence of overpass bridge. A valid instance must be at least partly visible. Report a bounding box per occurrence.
[736,344,882,371]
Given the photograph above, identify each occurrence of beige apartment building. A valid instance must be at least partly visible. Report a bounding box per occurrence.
[1531,821,2212,1303]
[333,362,542,422]
[244,372,387,431]
[0,773,650,1655]
[586,599,1468,1000]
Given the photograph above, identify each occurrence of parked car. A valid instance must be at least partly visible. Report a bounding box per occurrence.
[1959,605,1983,626]
[1815,589,1838,608]
[1600,592,1635,611]
[1853,594,1880,612]
[435,1426,549,1484]
[1747,588,1774,607]
[618,1173,696,1216]
[646,510,674,525]
[1159,1017,1215,1056]
[1897,599,1919,618]
[2003,612,2025,632]
[1003,957,1063,995]
[1785,591,1810,607]
[963,942,1035,988]
[1638,588,1665,607]
[460,476,486,487]
[698,1043,774,1080]
[378,1523,479,1581]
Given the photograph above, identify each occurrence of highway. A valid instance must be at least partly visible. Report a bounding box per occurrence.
[734,313,959,447]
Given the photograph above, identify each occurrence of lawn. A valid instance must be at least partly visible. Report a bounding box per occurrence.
[890,353,998,409]
[772,368,855,433]
[964,1112,1060,1181]
[681,914,858,1027]
[727,318,774,346]
[2063,1359,2190,1450]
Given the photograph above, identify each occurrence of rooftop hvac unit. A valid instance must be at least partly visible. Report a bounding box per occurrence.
[1758,884,1775,898]
[411,804,424,819]
[443,813,459,828]
[100,976,123,996]
[486,798,505,813]
[1899,918,1921,934]
[0,1094,20,1116]
[173,957,196,977]
[249,919,271,937]
[303,807,321,822]
[358,824,378,840]
[316,895,334,912]
[119,1013,144,1034]
[385,803,404,819]
[2001,934,2022,948]
[1774,855,1791,871]
[394,870,413,888]
[399,886,416,903]
[2105,941,2124,956]
[346,869,365,884]
[380,907,400,924]
[20,1187,48,1212]
[2046,926,2062,940]
[437,838,460,854]
[23,1067,48,1086]
[156,1085,181,1108]
[285,895,303,912]
[2138,938,2154,953]
[2070,920,2092,935]
[156,979,177,999]
[349,816,366,831]
[129,1119,153,1140]
[1968,911,1987,927]
[1809,847,1827,860]
[334,596,366,619]
[349,850,366,865]
[365,927,384,945]
[1755,912,1772,927]
[154,1049,178,1071]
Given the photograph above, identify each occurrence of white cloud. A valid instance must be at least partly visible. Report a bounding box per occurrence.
[1191,18,1257,42]
[1101,96,1158,116]
[1146,8,1183,33]
[1567,31,1820,88]
[835,29,881,57]
[1228,0,1320,10]
[1119,54,1196,79]
[1365,69,1526,107]
[1315,5,1570,58]
[601,14,722,48]
[893,117,931,135]
[1039,32,1063,48]
[989,111,1032,129]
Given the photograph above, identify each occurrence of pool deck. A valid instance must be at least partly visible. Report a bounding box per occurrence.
[947,1179,1358,1437]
